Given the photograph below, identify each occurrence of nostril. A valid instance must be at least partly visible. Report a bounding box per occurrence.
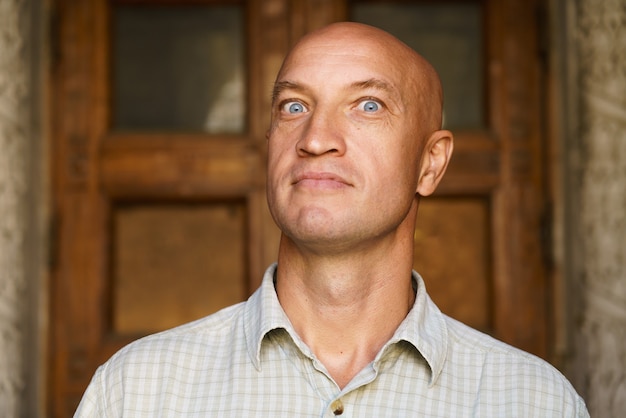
[296,114,346,156]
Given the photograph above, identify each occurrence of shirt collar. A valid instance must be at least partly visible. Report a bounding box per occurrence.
[243,263,296,370]
[378,270,448,386]
[244,264,448,384]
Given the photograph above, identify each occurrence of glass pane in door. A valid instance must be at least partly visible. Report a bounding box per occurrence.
[352,3,484,130]
[113,5,245,133]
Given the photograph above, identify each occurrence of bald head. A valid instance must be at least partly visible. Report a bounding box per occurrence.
[275,22,444,133]
[266,21,454,256]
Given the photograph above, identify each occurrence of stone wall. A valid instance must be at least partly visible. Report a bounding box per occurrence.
[0,0,45,416]
[0,0,29,415]
[567,0,626,415]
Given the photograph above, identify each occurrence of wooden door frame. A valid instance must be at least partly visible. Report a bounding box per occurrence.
[48,0,287,414]
[48,0,550,415]
[400,0,548,356]
[486,0,548,357]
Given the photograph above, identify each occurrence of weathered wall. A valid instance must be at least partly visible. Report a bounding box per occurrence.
[0,0,29,415]
[0,0,46,416]
[568,0,626,415]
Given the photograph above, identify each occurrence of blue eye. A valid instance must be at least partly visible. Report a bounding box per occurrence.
[360,100,380,112]
[283,101,306,114]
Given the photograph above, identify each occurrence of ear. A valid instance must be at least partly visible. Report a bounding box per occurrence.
[416,130,453,197]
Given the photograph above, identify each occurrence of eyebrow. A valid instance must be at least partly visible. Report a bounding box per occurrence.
[271,81,303,104]
[271,78,399,104]
[350,78,396,95]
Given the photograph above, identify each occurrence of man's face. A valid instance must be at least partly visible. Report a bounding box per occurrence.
[266,28,427,253]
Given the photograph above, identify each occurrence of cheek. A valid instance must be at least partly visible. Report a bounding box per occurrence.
[267,130,288,164]
[267,122,299,160]
[377,143,422,191]
[370,130,418,168]
[266,154,283,191]
[266,140,294,195]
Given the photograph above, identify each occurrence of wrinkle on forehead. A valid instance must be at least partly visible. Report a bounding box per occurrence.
[272,78,402,107]
[276,22,444,132]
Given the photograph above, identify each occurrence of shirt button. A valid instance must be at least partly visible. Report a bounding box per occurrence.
[331,399,344,415]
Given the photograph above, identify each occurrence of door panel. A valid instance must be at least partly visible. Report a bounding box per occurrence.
[112,201,247,334]
[49,0,547,416]
[50,1,282,416]
[415,197,491,332]
[352,1,493,335]
[351,0,547,355]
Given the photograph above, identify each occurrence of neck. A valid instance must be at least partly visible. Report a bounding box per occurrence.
[274,229,416,388]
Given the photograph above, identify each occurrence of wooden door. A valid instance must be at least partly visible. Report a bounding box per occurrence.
[49,0,548,416]
[349,0,548,355]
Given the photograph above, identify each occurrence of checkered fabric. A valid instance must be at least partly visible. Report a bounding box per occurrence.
[75,264,588,417]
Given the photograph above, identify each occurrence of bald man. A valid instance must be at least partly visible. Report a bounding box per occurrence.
[75,23,588,417]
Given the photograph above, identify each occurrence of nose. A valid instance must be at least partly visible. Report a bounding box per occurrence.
[296,108,346,157]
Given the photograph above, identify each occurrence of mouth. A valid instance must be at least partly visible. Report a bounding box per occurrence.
[293,171,352,189]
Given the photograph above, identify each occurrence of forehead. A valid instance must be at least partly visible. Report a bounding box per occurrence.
[276,32,411,95]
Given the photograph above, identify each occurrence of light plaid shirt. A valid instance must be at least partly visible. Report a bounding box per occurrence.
[75,264,588,417]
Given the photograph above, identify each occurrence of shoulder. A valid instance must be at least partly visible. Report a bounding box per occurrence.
[442,315,588,415]
[105,301,247,372]
[444,314,567,382]
[75,302,250,416]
